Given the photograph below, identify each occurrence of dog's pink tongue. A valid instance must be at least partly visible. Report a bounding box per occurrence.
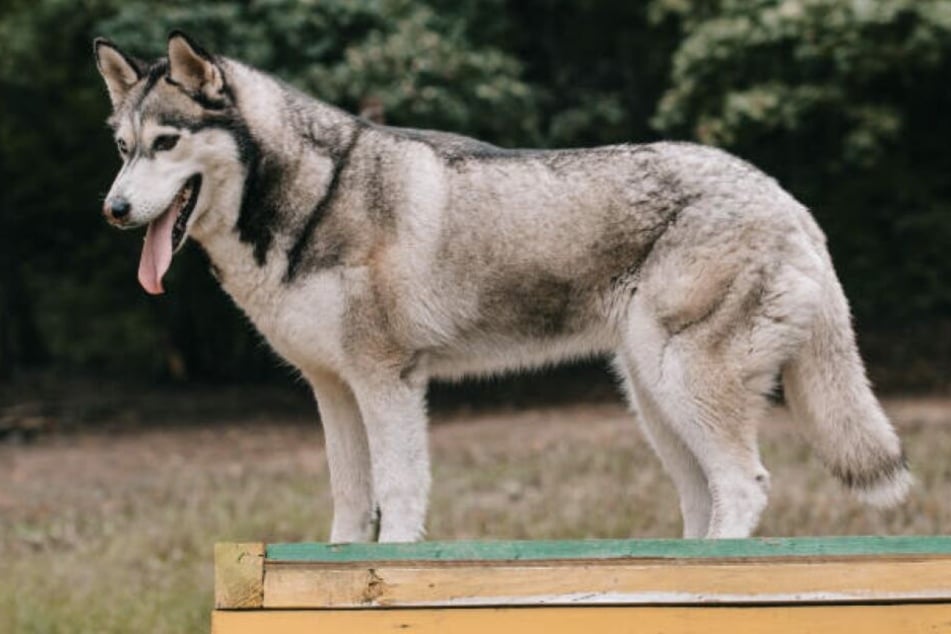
[137,209,176,295]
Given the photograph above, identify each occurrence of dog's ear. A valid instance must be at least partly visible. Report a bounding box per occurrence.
[166,31,227,106]
[94,38,143,109]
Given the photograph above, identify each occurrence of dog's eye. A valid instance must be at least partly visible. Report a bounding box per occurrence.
[116,138,129,155]
[153,135,180,152]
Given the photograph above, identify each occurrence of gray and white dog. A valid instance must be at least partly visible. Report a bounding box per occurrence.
[94,32,910,542]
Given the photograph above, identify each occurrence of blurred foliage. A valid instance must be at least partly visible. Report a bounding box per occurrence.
[0,0,948,389]
[99,0,539,145]
[0,0,162,376]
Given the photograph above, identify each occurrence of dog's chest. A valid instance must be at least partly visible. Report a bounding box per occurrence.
[202,236,349,375]
[248,277,347,375]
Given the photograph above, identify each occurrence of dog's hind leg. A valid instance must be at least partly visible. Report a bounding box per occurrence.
[614,359,712,537]
[310,370,377,543]
[620,297,773,539]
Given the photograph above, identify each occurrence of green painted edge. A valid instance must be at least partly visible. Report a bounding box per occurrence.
[265,536,951,563]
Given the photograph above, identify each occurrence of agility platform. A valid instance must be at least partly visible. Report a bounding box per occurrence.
[213,536,951,633]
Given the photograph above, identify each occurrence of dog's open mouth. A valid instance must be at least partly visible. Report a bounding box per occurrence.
[138,174,202,295]
[171,174,202,251]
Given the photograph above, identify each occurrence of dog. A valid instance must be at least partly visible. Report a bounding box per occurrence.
[94,31,910,542]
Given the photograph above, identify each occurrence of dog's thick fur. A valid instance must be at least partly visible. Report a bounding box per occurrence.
[94,33,910,541]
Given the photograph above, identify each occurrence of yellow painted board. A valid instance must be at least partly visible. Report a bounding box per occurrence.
[213,604,951,634]
[262,557,951,607]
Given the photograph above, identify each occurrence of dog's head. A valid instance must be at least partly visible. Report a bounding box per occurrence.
[95,32,245,294]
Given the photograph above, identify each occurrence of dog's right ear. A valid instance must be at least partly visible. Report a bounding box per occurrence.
[94,38,143,109]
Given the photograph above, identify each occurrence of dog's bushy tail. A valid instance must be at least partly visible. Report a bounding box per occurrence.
[782,271,911,508]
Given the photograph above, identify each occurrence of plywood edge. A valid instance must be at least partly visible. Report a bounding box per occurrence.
[215,542,265,609]
[260,557,951,608]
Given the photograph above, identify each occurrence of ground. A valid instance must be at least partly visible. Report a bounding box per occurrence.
[1,390,949,633]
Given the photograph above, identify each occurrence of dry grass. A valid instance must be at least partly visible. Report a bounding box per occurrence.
[1,396,949,633]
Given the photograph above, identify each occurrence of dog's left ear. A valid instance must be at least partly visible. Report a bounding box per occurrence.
[166,31,227,106]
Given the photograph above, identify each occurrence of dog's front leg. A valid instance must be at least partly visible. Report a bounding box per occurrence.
[310,370,377,543]
[349,375,430,542]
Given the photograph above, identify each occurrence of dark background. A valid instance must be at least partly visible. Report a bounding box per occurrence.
[1,0,949,410]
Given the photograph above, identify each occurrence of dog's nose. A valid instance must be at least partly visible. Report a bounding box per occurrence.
[105,197,131,221]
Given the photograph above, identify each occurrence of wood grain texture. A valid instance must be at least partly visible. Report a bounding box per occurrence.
[212,604,951,634]
[260,557,951,608]
[214,542,264,609]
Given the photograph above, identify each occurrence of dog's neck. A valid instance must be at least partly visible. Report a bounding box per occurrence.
[188,60,364,319]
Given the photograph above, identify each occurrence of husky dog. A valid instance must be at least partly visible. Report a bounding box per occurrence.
[94,32,910,542]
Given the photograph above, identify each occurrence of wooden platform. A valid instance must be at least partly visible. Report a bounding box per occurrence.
[212,536,951,633]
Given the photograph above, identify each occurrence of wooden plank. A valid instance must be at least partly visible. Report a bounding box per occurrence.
[212,604,951,634]
[261,557,951,607]
[215,542,265,609]
[266,535,951,563]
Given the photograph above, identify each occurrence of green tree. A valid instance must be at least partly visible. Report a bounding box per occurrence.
[1,0,947,388]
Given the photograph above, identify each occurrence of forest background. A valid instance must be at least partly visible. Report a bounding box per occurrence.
[2,0,949,396]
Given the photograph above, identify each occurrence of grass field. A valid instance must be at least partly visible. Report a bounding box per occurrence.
[1,393,949,633]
